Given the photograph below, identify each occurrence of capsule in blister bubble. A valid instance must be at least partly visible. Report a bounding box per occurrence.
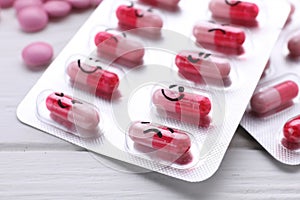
[283,115,300,144]
[209,0,259,22]
[250,80,299,114]
[129,121,191,155]
[67,59,119,95]
[288,32,300,57]
[46,92,100,130]
[94,31,145,63]
[193,21,246,49]
[116,4,163,30]
[175,50,231,79]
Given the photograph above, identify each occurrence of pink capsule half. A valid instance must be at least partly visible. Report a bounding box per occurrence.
[138,0,180,7]
[152,86,211,125]
[67,60,119,95]
[193,21,246,48]
[129,121,191,155]
[283,115,300,144]
[95,31,145,63]
[288,32,300,57]
[116,4,163,30]
[46,92,100,130]
[175,50,231,79]
[250,80,299,114]
[209,0,259,22]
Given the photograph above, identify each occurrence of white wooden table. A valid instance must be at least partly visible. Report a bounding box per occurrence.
[1,7,299,200]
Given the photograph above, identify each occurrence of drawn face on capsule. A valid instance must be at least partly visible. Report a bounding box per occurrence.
[116,2,163,34]
[193,21,246,50]
[94,30,145,65]
[175,50,231,80]
[161,84,185,102]
[128,121,191,155]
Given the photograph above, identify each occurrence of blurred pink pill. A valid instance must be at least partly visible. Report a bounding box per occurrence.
[22,42,53,67]
[17,6,48,32]
[0,0,15,8]
[14,0,42,12]
[90,0,102,7]
[43,1,71,18]
[67,0,90,9]
[288,32,300,57]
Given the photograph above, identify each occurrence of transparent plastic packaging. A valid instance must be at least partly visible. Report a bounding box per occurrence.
[17,0,290,181]
[241,0,300,165]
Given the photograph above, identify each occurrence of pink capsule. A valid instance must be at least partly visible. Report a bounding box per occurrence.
[193,21,246,49]
[67,60,119,95]
[116,4,163,31]
[152,86,211,125]
[209,0,259,22]
[288,32,300,57]
[283,115,300,144]
[138,0,180,7]
[250,80,299,114]
[129,121,191,155]
[175,50,231,79]
[94,31,145,64]
[46,92,100,130]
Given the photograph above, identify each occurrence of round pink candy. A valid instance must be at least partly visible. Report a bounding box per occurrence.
[67,0,90,9]
[22,42,53,67]
[14,0,43,12]
[0,0,15,8]
[43,1,72,18]
[17,6,48,32]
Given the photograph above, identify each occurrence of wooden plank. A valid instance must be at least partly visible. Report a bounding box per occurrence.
[0,150,299,199]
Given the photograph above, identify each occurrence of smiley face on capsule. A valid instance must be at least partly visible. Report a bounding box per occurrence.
[116,2,163,33]
[175,50,231,79]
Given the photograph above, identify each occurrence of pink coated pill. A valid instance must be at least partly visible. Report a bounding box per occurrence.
[14,0,42,12]
[209,0,259,22]
[0,0,15,8]
[17,6,48,32]
[116,4,163,30]
[138,0,180,7]
[283,115,300,144]
[288,32,300,57]
[250,80,299,114]
[193,21,246,49]
[43,1,71,18]
[67,59,119,95]
[175,50,231,79]
[67,0,90,9]
[129,121,191,155]
[46,92,100,130]
[22,42,53,67]
[152,85,211,120]
[95,31,145,63]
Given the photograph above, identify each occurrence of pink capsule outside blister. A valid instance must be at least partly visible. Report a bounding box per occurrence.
[95,31,145,64]
[193,21,246,49]
[250,80,299,114]
[129,121,191,155]
[152,87,211,124]
[138,0,180,7]
[46,92,100,130]
[288,32,300,57]
[209,0,259,22]
[67,60,119,95]
[116,4,163,30]
[175,50,231,79]
[283,115,300,144]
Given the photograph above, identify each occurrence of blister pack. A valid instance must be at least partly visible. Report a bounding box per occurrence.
[241,0,300,165]
[17,0,290,182]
